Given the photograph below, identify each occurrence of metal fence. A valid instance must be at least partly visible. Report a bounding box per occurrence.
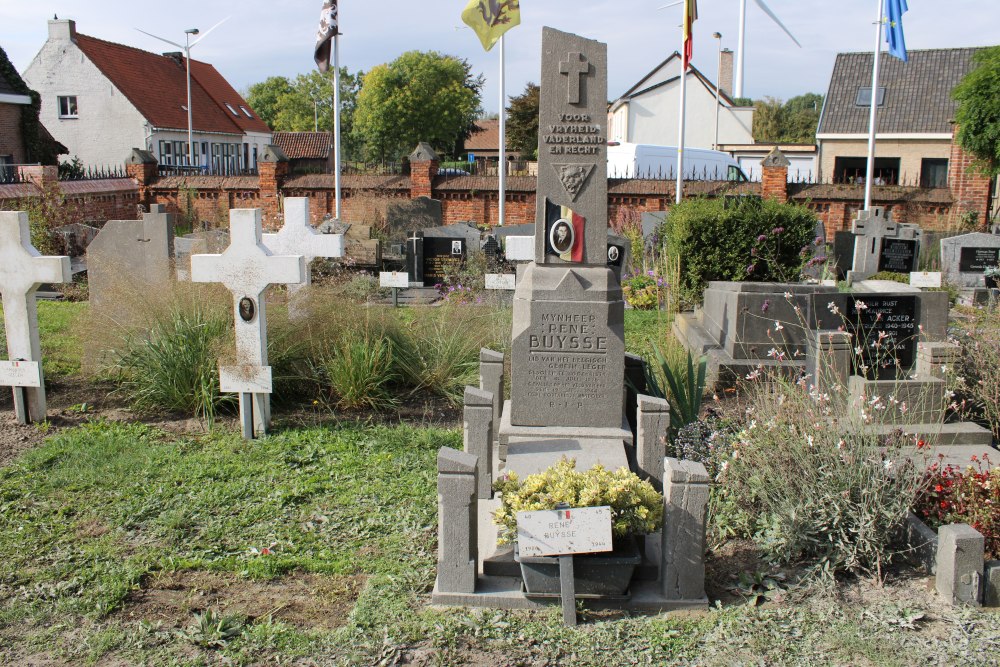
[157,163,259,177]
[59,163,128,181]
[0,163,27,184]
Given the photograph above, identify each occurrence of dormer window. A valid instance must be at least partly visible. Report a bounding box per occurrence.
[225,102,239,116]
[58,95,78,118]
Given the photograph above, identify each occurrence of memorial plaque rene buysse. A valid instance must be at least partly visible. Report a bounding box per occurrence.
[958,247,1000,273]
[877,238,918,273]
[843,295,919,380]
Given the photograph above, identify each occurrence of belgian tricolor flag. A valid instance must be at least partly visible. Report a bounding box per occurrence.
[544,199,585,263]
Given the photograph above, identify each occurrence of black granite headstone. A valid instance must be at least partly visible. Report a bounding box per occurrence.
[833,231,855,280]
[844,295,919,379]
[877,238,918,273]
[958,247,1000,273]
[423,237,465,285]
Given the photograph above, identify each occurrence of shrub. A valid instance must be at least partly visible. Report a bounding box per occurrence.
[952,303,1000,438]
[492,458,664,545]
[639,343,708,439]
[868,271,910,283]
[914,455,1000,559]
[622,271,664,310]
[661,196,818,306]
[712,372,927,578]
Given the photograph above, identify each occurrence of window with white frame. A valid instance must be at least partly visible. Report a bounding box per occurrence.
[58,96,78,118]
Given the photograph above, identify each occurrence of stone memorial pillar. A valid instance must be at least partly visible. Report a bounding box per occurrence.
[805,330,853,404]
[636,395,670,491]
[0,212,72,423]
[661,457,710,603]
[463,386,495,499]
[916,342,962,381]
[936,524,984,606]
[509,28,625,430]
[478,349,505,430]
[436,447,479,594]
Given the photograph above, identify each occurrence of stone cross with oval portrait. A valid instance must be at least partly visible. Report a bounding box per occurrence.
[0,211,72,424]
[191,208,305,438]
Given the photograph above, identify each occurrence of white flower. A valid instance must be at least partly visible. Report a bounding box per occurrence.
[856,301,869,311]
[806,435,814,447]
[884,459,893,471]
[774,321,784,331]
[837,439,846,450]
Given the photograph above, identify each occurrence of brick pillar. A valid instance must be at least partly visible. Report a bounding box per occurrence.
[125,148,158,210]
[948,125,993,230]
[409,142,439,200]
[258,145,290,229]
[761,148,789,203]
[18,165,58,189]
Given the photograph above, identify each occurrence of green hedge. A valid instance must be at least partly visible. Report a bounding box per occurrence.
[662,196,819,306]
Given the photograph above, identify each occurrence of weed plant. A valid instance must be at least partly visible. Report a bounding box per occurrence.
[952,301,1000,438]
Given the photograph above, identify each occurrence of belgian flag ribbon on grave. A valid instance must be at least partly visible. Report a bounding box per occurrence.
[314,1,339,72]
[545,199,585,263]
[461,0,521,52]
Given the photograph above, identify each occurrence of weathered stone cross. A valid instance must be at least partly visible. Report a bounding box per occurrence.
[262,197,344,290]
[191,208,305,438]
[559,52,590,104]
[0,211,71,423]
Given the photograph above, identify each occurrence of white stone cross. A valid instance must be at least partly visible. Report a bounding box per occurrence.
[262,197,344,288]
[191,208,305,438]
[0,211,71,423]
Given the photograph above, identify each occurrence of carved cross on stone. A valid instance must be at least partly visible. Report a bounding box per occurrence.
[851,206,896,237]
[191,208,305,438]
[0,211,72,423]
[559,52,590,104]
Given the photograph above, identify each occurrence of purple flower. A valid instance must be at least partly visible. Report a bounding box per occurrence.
[747,264,757,275]
[757,234,767,242]
[647,270,655,277]
[761,299,771,313]
[814,235,824,246]
[772,227,785,235]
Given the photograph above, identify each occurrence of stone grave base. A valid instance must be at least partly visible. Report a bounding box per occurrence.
[431,495,707,612]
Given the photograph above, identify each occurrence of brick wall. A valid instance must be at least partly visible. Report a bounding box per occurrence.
[0,103,26,163]
[948,126,994,228]
[0,165,140,226]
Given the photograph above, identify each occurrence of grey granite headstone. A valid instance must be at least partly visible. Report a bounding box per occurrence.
[175,229,229,281]
[941,232,1000,288]
[88,205,174,308]
[387,196,443,242]
[508,27,624,430]
[848,207,922,282]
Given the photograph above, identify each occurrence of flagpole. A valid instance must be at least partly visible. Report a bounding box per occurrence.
[333,33,342,220]
[676,57,687,205]
[863,0,885,211]
[498,34,506,226]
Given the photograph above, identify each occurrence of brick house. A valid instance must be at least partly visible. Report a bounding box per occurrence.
[0,45,64,175]
[817,48,990,189]
[23,19,271,172]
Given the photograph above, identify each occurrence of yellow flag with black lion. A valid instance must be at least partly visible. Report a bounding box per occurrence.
[461,0,521,52]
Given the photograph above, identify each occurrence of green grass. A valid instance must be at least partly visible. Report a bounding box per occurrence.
[0,300,86,379]
[2,421,1000,665]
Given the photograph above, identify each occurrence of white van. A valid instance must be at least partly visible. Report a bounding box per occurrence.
[607,142,749,182]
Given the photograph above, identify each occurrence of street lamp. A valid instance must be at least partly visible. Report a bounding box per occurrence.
[137,18,229,168]
[713,32,723,151]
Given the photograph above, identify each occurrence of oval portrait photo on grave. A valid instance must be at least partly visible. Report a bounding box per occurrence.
[549,219,575,255]
[238,297,256,323]
[608,245,620,264]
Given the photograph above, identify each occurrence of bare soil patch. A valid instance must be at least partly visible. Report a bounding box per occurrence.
[118,570,366,631]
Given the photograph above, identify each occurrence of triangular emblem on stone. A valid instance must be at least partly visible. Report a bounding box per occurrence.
[552,163,595,201]
[554,268,592,293]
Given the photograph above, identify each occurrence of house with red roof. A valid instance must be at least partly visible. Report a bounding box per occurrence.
[22,19,270,172]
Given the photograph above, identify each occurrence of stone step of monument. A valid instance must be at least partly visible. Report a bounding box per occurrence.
[497,401,634,446]
[504,437,630,479]
[671,313,719,356]
[902,444,1000,471]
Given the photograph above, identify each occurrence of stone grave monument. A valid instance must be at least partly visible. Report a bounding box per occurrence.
[847,207,921,283]
[0,211,72,423]
[87,204,175,310]
[432,28,709,613]
[940,231,1000,292]
[191,209,305,438]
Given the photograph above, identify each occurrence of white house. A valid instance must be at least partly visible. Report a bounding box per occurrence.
[23,19,271,171]
[609,51,754,150]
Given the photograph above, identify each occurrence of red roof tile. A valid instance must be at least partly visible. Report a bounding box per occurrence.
[74,34,266,136]
[465,119,499,151]
[272,132,332,159]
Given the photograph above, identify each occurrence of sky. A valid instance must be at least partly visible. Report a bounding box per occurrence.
[2,1,998,113]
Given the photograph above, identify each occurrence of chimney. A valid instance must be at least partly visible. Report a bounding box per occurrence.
[719,49,734,99]
[48,18,76,41]
[163,52,184,66]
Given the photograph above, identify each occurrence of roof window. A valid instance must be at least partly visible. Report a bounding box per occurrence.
[855,87,886,107]
[225,102,239,116]
[239,105,254,119]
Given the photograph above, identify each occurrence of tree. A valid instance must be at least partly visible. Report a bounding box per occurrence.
[751,93,823,144]
[247,69,364,161]
[506,82,539,159]
[954,46,1000,176]
[354,51,483,161]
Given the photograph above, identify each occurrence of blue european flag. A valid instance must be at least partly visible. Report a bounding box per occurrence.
[884,0,908,61]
